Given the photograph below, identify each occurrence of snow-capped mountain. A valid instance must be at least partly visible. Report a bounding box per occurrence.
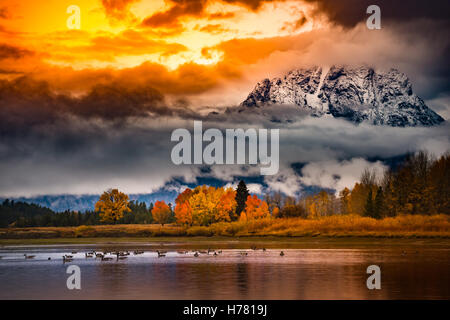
[241,66,444,126]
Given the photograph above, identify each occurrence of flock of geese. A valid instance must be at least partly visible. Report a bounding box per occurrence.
[17,247,286,263]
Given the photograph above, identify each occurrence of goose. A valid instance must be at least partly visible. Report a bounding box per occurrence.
[71,251,77,254]
[95,253,104,258]
[63,255,73,262]
[24,254,35,259]
[194,252,199,257]
[101,256,113,261]
[85,252,94,258]
[116,254,127,260]
[133,250,144,255]
[213,252,218,256]
[157,250,166,257]
[218,250,222,254]
[239,252,248,256]
[64,255,73,259]
[280,251,285,256]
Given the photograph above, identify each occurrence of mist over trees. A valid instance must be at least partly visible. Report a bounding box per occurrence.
[0,152,448,228]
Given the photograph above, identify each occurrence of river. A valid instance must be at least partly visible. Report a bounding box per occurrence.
[0,243,448,299]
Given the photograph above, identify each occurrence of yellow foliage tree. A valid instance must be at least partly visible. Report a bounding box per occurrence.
[177,186,237,226]
[188,188,210,225]
[339,187,351,214]
[95,188,131,224]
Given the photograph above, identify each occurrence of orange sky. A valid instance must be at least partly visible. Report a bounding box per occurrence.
[0,0,319,74]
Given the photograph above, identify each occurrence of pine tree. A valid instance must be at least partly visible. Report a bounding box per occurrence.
[234,180,249,221]
[364,189,374,218]
[373,187,384,219]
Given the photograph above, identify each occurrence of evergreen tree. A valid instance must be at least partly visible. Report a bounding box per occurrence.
[364,189,374,218]
[373,187,384,219]
[234,180,249,221]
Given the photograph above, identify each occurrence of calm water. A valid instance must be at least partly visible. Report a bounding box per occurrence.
[0,244,449,299]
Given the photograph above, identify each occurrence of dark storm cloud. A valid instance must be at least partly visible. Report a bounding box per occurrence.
[0,76,200,138]
[141,0,206,28]
[1,0,449,197]
[0,7,11,19]
[140,0,284,28]
[305,0,450,27]
[1,107,448,197]
[102,0,139,20]
[0,44,33,59]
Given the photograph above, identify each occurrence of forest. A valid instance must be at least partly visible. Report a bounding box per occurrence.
[0,151,448,229]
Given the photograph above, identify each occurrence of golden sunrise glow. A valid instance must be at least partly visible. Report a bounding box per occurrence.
[1,0,318,71]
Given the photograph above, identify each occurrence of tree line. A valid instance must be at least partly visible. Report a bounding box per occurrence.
[265,151,449,219]
[0,199,155,227]
[1,151,448,228]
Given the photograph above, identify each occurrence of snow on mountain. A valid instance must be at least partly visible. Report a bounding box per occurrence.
[241,65,444,126]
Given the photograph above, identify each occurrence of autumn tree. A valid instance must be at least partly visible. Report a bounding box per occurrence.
[279,203,307,218]
[339,187,351,214]
[185,186,237,225]
[347,168,380,215]
[264,192,283,215]
[95,189,131,224]
[175,202,192,225]
[304,190,337,218]
[188,187,212,225]
[215,188,237,222]
[380,151,449,216]
[429,153,450,214]
[234,180,249,221]
[174,189,193,225]
[152,201,172,226]
[240,195,270,221]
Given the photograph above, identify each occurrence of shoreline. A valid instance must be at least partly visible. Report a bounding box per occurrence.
[1,214,449,248]
[1,236,449,249]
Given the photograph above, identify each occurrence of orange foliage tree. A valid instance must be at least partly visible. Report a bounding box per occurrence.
[174,189,193,225]
[152,200,172,226]
[175,202,192,225]
[240,195,270,221]
[215,188,236,222]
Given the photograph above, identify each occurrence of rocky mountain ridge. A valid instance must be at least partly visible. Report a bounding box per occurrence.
[241,65,444,126]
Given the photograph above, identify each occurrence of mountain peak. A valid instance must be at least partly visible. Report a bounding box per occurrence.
[241,65,444,126]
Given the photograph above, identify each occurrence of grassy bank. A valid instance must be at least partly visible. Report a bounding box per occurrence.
[0,214,449,240]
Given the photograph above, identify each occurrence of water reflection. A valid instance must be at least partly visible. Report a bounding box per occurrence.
[0,248,448,299]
